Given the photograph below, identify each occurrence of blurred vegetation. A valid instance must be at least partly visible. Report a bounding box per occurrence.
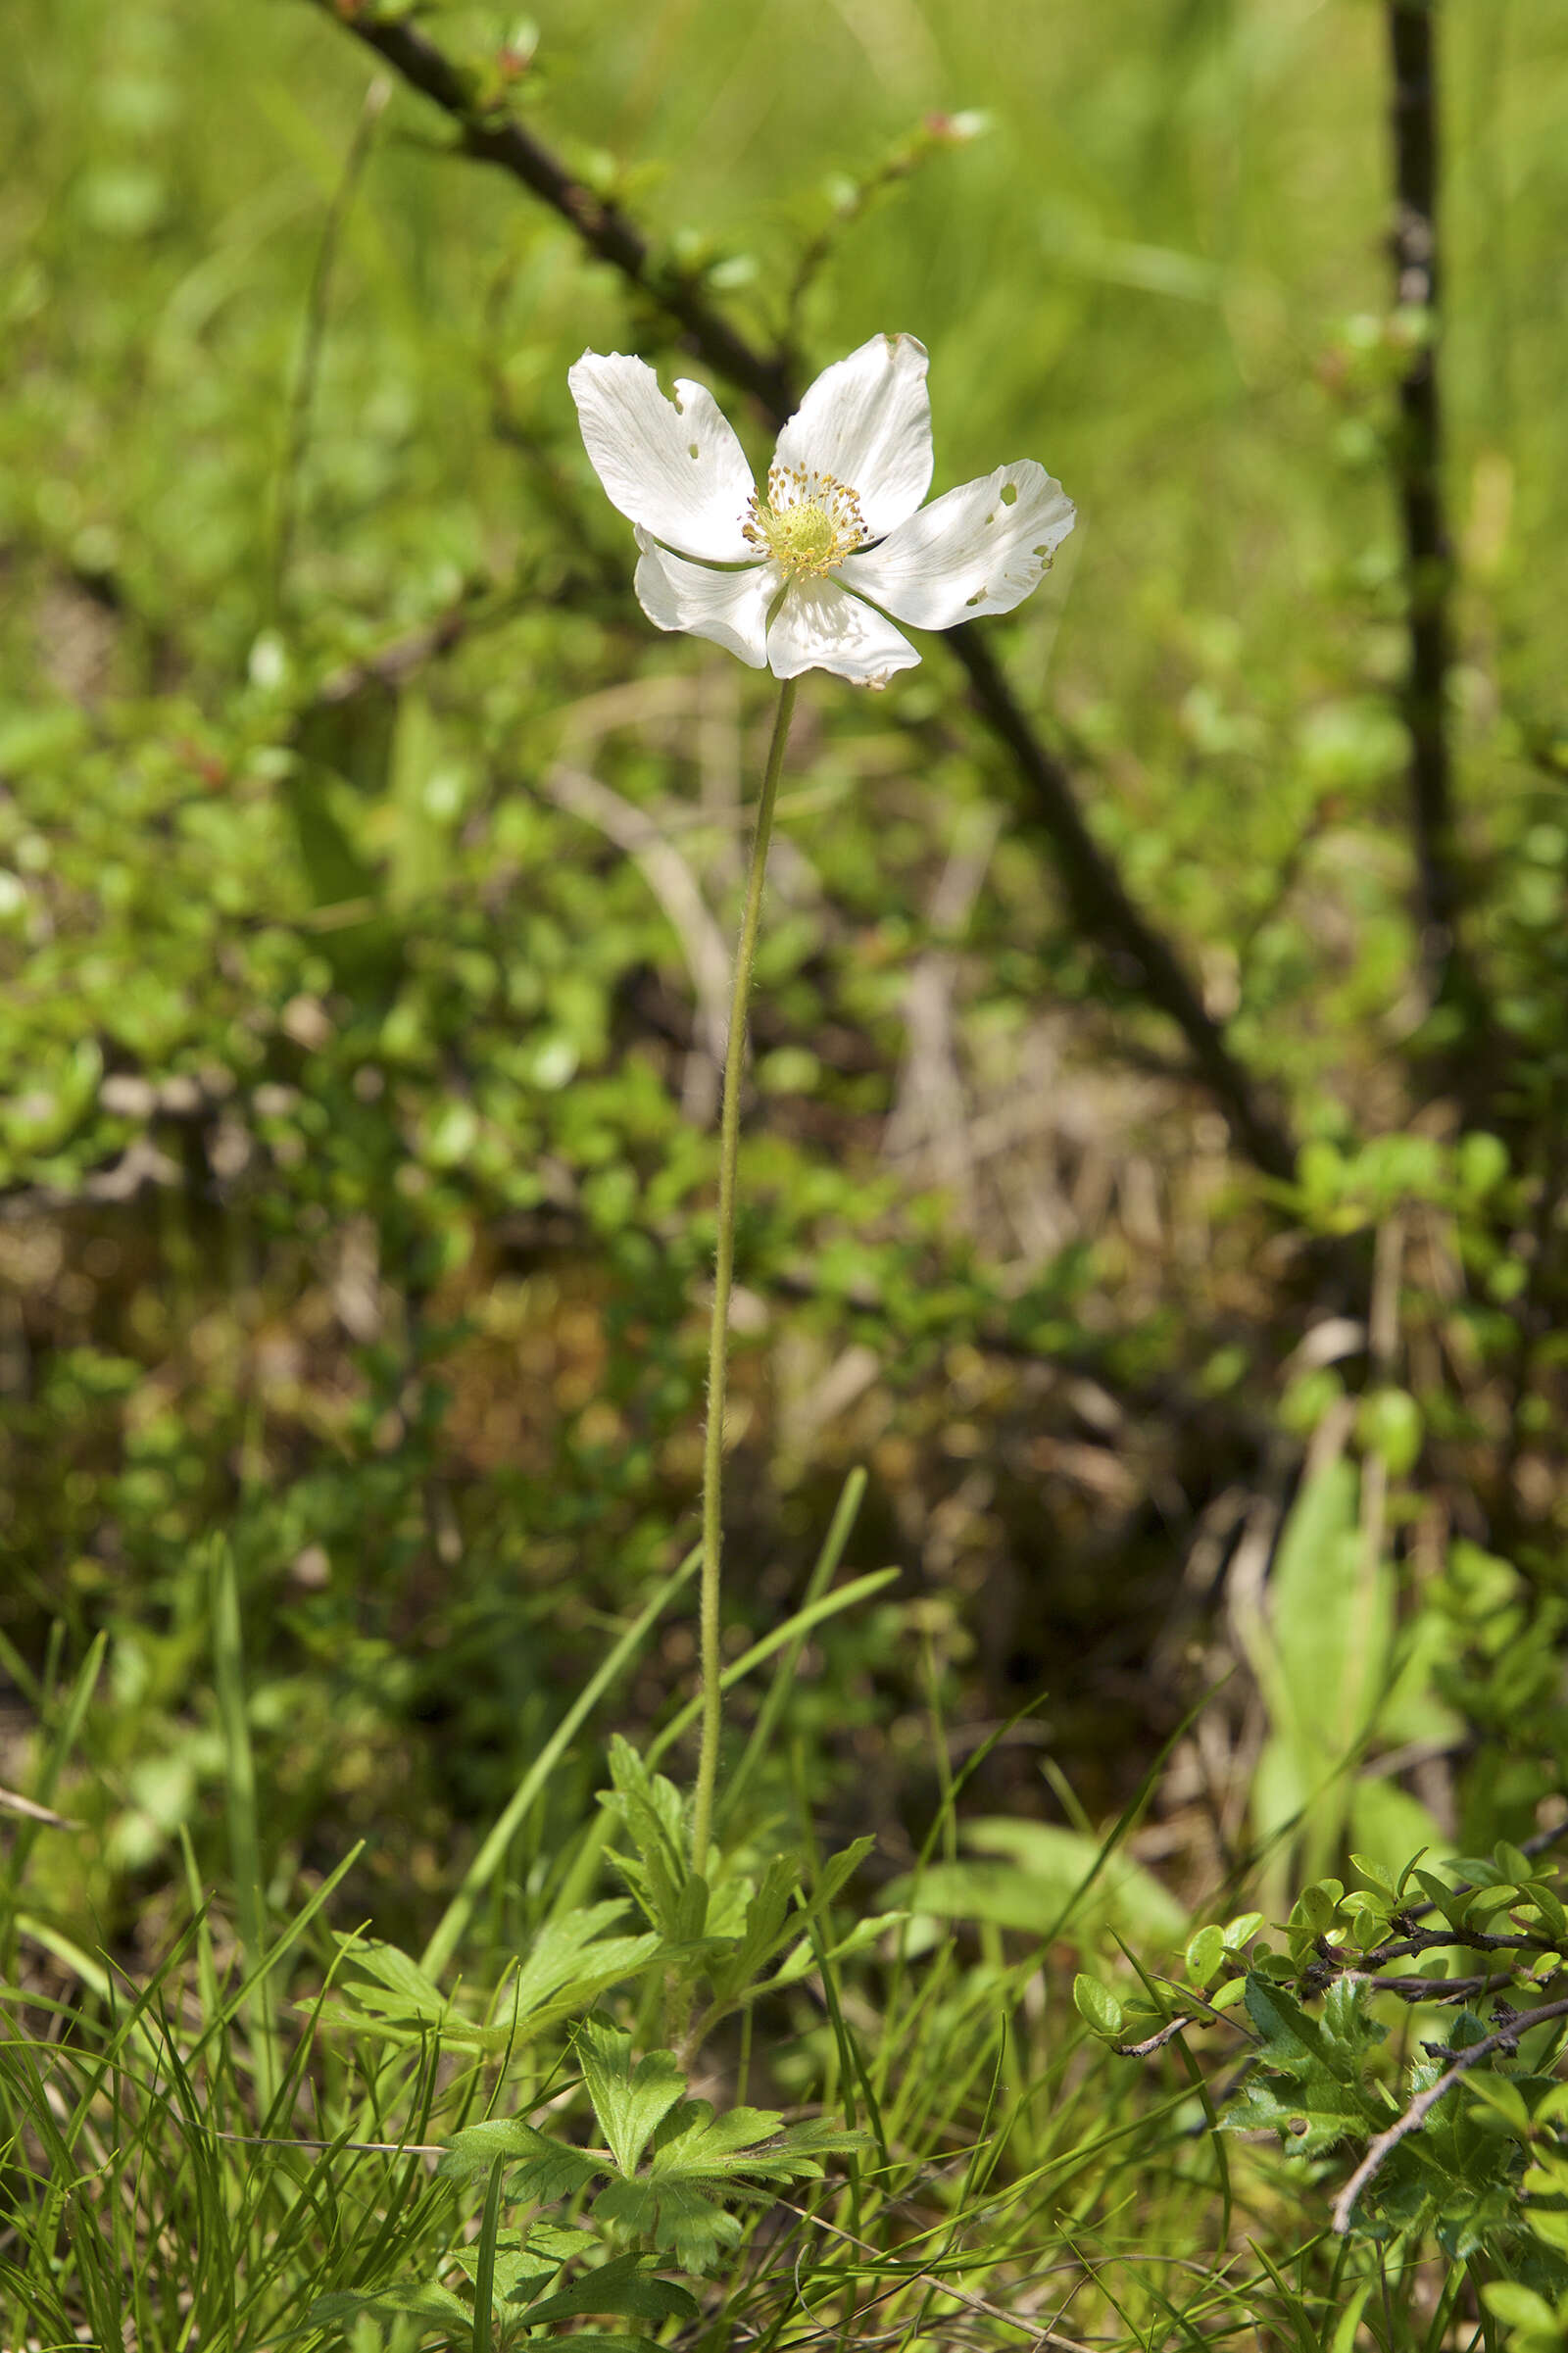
[3,0,1568,2344]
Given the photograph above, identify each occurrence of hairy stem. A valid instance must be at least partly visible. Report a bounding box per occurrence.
[692,677,797,1873]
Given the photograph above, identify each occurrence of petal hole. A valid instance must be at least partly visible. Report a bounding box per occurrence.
[1000,482,1018,506]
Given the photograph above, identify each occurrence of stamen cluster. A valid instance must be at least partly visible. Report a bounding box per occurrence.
[743,463,867,577]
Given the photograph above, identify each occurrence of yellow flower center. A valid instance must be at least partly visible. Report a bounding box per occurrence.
[742,464,867,577]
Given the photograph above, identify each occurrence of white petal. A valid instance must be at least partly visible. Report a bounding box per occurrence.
[772,334,933,540]
[633,530,779,668]
[569,352,756,563]
[838,461,1075,631]
[765,579,920,688]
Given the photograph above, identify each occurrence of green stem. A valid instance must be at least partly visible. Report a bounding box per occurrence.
[690,674,798,1873]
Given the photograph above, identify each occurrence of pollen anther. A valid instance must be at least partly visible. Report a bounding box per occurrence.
[742,464,867,577]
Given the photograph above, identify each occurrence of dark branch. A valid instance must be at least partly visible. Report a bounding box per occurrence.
[1340,1972,1509,2001]
[1385,0,1489,1057]
[303,0,1298,1181]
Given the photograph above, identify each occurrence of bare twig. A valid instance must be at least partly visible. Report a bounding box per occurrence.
[1337,1972,1511,2001]
[1113,1976,1262,2062]
[0,1785,82,1830]
[299,0,1299,1184]
[1305,1924,1559,1993]
[1114,2013,1204,2061]
[1332,1992,1568,2233]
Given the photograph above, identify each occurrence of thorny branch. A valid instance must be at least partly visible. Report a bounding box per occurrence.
[300,0,1299,1184]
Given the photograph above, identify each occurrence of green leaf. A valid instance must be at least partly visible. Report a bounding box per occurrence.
[1466,2074,1531,2133]
[309,2281,472,2330]
[497,1903,664,2037]
[1358,1385,1424,1477]
[590,2095,862,2265]
[520,2338,663,2353]
[332,1936,453,2027]
[1522,2209,1568,2257]
[514,2250,699,2325]
[1224,1973,1387,2156]
[602,1737,699,1940]
[577,2021,688,2176]
[649,2103,853,2183]
[595,2176,747,2269]
[319,1915,664,2055]
[1261,1456,1367,1735]
[1222,2071,1371,2158]
[704,1850,802,2002]
[1329,2282,1373,2353]
[1320,1976,1388,2065]
[893,1818,1185,1944]
[1349,1852,1398,1897]
[1073,1973,1126,2037]
[809,1834,877,1912]
[1241,1974,1331,2069]
[1468,1881,1525,1919]
[1483,2282,1559,2332]
[447,2224,586,2310]
[1523,1880,1568,1938]
[1185,1924,1227,1986]
[439,2118,601,2201]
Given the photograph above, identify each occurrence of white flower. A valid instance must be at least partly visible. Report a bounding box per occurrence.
[568,333,1075,690]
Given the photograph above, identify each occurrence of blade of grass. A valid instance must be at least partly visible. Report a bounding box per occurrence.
[472,2154,507,2353]
[418,1541,702,1980]
[645,1567,899,1775]
[716,1466,865,1829]
[0,1629,106,1971]
[209,1534,279,2112]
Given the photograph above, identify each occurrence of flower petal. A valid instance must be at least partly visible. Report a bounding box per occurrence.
[569,352,756,562]
[772,334,933,540]
[765,579,920,688]
[633,531,779,668]
[838,461,1075,630]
